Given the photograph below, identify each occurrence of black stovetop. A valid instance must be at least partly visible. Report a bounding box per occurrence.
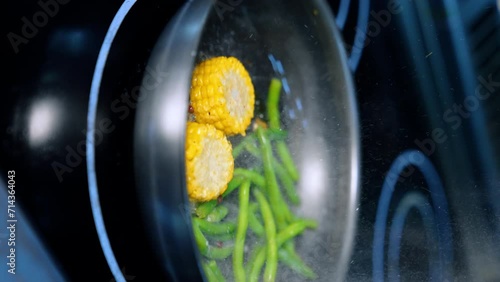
[337,0,500,281]
[2,0,500,281]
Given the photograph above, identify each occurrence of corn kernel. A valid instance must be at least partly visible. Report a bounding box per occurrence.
[190,56,255,136]
[185,122,234,202]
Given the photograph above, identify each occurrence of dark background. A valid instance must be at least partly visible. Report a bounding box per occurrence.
[2,0,500,281]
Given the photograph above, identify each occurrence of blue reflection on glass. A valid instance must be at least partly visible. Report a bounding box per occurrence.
[387,192,440,282]
[372,150,453,282]
[282,77,291,96]
[268,54,278,71]
[295,97,303,111]
[302,119,308,128]
[267,54,304,124]
[336,0,351,30]
[349,0,370,71]
[275,60,285,75]
[87,1,136,282]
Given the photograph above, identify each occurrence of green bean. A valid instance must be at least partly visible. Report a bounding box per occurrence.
[192,220,233,259]
[204,245,233,259]
[206,205,229,223]
[274,159,300,205]
[277,141,300,181]
[193,219,207,251]
[194,217,236,235]
[256,126,290,229]
[196,177,244,218]
[267,78,282,130]
[244,139,261,157]
[245,243,262,274]
[243,134,258,146]
[239,138,297,206]
[253,189,278,282]
[276,220,316,245]
[222,175,245,197]
[232,134,256,158]
[207,260,226,282]
[265,77,300,181]
[282,241,316,279]
[232,138,247,158]
[240,139,298,206]
[248,203,265,236]
[195,200,217,219]
[238,135,262,159]
[267,128,288,141]
[207,232,235,242]
[248,245,266,282]
[248,221,312,282]
[202,261,218,282]
[296,218,318,229]
[283,240,297,264]
[233,168,265,188]
[278,248,317,279]
[233,181,251,282]
[283,240,296,255]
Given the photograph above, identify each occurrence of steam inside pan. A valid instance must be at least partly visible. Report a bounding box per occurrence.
[187,0,359,281]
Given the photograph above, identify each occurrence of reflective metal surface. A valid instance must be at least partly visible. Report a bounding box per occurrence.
[134,0,212,281]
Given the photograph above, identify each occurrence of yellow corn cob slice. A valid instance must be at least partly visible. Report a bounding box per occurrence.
[190,56,255,136]
[185,121,234,202]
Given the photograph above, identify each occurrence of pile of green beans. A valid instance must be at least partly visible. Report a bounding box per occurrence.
[192,78,318,282]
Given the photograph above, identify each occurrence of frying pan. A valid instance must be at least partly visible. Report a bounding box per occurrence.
[134,0,360,281]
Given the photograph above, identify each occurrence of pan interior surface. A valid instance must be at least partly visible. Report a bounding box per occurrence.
[192,0,360,280]
[134,0,360,281]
